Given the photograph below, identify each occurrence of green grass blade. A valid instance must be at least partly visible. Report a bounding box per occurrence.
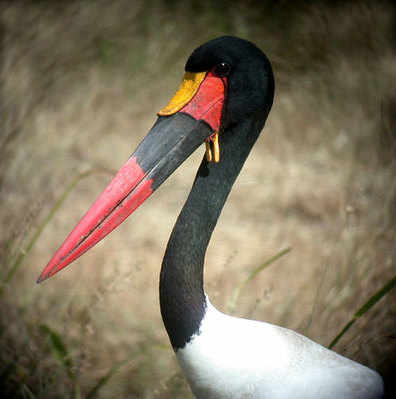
[329,274,396,349]
[228,247,291,314]
[39,324,74,380]
[74,384,82,399]
[0,170,98,295]
[21,384,37,399]
[86,359,130,399]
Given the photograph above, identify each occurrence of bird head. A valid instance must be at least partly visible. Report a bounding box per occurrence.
[38,36,274,282]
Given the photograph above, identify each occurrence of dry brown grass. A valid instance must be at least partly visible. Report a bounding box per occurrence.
[1,1,396,397]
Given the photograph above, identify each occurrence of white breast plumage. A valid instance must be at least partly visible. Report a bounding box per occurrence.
[177,299,384,399]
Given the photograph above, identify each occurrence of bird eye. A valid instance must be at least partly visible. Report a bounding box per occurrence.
[213,62,231,77]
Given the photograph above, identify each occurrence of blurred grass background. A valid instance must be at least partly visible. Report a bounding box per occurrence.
[1,0,396,397]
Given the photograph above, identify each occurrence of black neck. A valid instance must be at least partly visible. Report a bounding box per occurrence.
[159,112,267,349]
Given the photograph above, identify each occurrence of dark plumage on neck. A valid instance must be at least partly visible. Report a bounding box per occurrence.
[159,110,269,350]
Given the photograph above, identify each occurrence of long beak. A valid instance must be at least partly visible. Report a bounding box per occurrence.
[38,70,226,282]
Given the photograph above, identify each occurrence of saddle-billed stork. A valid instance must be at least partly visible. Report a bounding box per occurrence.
[38,36,384,398]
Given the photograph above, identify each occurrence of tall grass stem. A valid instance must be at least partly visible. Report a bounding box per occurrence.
[227,247,291,314]
[329,274,396,349]
[0,170,98,295]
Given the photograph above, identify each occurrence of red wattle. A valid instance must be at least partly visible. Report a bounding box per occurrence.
[180,71,226,131]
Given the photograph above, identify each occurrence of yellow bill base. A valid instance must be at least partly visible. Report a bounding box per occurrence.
[158,72,206,115]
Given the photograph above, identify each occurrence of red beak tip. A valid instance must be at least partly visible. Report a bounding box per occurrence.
[37,271,51,284]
